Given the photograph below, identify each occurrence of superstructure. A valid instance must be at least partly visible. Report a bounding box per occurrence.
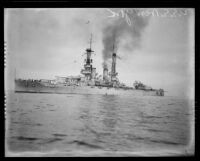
[15,34,164,96]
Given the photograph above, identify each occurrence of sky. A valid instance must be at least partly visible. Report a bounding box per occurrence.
[4,8,194,98]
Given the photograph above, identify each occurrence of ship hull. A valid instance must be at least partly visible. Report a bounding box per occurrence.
[15,80,163,96]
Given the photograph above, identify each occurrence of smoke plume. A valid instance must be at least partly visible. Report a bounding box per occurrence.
[102,8,149,68]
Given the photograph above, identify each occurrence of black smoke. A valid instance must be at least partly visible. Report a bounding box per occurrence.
[102,8,149,67]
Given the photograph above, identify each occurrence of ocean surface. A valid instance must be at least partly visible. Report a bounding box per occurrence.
[5,92,194,156]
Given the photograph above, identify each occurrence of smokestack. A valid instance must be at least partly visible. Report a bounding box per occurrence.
[92,68,96,79]
[111,53,116,76]
[103,66,108,81]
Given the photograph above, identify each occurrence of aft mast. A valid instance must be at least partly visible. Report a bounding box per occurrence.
[15,68,17,80]
[89,34,92,50]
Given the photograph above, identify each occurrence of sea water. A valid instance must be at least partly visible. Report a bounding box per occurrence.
[5,92,194,156]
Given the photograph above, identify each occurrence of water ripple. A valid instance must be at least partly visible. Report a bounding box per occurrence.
[68,140,103,149]
[53,133,68,137]
[149,139,181,145]
[12,136,40,141]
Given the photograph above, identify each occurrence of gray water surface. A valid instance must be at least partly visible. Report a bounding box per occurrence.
[5,92,194,156]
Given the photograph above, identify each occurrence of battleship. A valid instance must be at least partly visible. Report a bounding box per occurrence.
[15,35,164,96]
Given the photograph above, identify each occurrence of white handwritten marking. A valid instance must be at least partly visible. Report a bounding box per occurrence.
[106,8,189,27]
[106,9,133,26]
[107,8,188,18]
[106,9,118,18]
